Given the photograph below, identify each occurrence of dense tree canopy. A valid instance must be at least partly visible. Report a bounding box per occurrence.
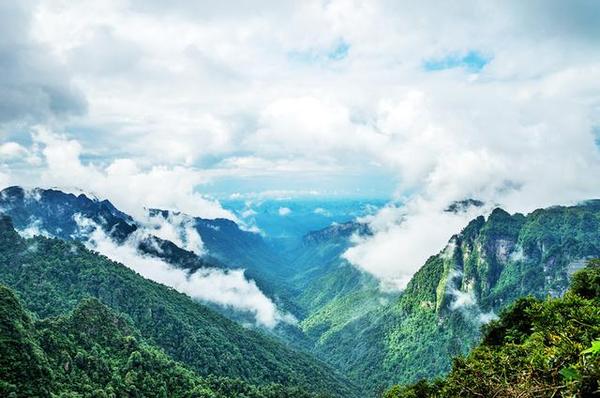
[0,216,358,397]
[385,261,600,398]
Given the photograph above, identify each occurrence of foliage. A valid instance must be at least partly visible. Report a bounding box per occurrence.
[384,262,600,398]
[0,284,330,398]
[0,216,358,397]
[305,203,600,394]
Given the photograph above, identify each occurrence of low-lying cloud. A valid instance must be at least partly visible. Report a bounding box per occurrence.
[141,211,205,256]
[344,201,490,290]
[344,81,600,290]
[446,270,497,325]
[16,218,52,239]
[278,207,292,216]
[75,214,293,328]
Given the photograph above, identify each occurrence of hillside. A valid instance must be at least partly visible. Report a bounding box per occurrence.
[385,261,600,397]
[3,186,600,396]
[288,222,396,344]
[0,215,359,397]
[308,202,600,393]
[0,186,305,320]
[0,283,330,398]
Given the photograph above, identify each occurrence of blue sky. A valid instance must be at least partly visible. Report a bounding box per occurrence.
[423,50,490,72]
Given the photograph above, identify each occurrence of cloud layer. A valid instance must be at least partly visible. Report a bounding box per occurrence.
[75,214,292,328]
[2,1,600,288]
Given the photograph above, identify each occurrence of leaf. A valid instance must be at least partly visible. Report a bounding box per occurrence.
[581,340,600,356]
[559,366,581,381]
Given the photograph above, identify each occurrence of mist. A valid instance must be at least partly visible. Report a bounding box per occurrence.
[74,214,293,328]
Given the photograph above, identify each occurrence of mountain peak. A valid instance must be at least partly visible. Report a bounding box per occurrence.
[445,198,484,213]
[489,207,511,219]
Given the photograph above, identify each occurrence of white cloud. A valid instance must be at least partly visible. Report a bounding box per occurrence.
[0,141,41,166]
[15,218,52,239]
[344,201,488,289]
[344,80,600,288]
[278,207,291,216]
[75,214,293,328]
[445,270,498,324]
[0,1,85,124]
[141,211,205,256]
[240,208,257,218]
[0,170,10,190]
[27,127,237,221]
[313,207,330,216]
[0,142,28,158]
[2,0,600,290]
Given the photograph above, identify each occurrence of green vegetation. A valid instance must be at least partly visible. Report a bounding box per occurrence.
[302,203,600,394]
[0,216,358,397]
[3,192,600,397]
[0,283,329,397]
[384,261,600,397]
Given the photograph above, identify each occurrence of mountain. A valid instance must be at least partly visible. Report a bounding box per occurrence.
[147,208,303,317]
[285,222,396,345]
[0,283,333,398]
[0,215,359,397]
[0,187,383,320]
[0,186,220,270]
[3,185,599,396]
[0,186,136,241]
[305,202,600,393]
[384,261,600,398]
[0,186,305,320]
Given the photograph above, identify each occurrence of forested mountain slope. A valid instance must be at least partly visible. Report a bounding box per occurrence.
[0,215,359,397]
[0,186,223,270]
[385,261,600,398]
[0,284,329,398]
[147,208,303,317]
[0,186,303,320]
[3,185,600,397]
[310,202,600,394]
[288,222,397,344]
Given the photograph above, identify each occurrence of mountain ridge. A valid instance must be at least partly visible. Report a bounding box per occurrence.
[0,214,360,397]
[306,201,600,393]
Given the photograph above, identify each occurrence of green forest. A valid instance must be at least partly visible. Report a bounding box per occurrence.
[0,284,328,398]
[385,261,600,397]
[0,215,358,397]
[1,197,600,397]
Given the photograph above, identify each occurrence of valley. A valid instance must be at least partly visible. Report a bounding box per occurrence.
[2,2,599,396]
[1,186,599,396]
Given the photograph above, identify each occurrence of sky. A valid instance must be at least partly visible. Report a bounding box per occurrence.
[2,0,600,289]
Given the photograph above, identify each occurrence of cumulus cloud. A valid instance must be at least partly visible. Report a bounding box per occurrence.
[0,1,85,124]
[0,142,28,159]
[24,128,237,221]
[2,0,600,290]
[75,214,293,328]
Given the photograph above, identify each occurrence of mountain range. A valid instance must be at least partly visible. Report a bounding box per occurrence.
[1,185,599,395]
